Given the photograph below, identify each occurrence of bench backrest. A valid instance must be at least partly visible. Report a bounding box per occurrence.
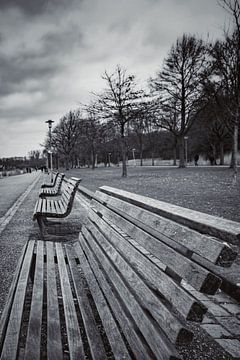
[60,177,81,215]
[99,186,240,245]
[77,185,240,356]
[41,171,59,188]
[54,173,65,192]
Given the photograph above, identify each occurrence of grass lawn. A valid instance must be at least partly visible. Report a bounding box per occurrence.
[65,165,240,222]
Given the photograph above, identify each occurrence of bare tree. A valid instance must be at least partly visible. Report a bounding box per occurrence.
[94,65,143,177]
[150,34,208,167]
[81,104,102,169]
[52,110,82,170]
[213,0,240,181]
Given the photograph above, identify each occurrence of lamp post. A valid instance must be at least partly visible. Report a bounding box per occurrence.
[184,136,188,166]
[45,119,54,181]
[132,148,136,166]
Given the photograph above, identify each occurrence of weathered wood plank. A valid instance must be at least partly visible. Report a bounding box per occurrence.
[25,241,44,360]
[0,243,28,351]
[88,201,221,295]
[76,236,162,360]
[95,191,237,266]
[46,242,63,360]
[1,241,35,360]
[65,245,107,360]
[74,238,133,359]
[99,186,240,244]
[83,220,192,346]
[82,225,184,359]
[89,204,206,321]
[55,243,84,359]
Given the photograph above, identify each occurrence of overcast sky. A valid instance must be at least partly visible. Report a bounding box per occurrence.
[0,0,228,158]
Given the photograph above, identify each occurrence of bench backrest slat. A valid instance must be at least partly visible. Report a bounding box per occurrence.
[65,245,107,360]
[73,240,133,359]
[99,186,240,245]
[89,197,221,295]
[82,221,192,350]
[78,231,180,359]
[88,202,206,322]
[96,190,236,266]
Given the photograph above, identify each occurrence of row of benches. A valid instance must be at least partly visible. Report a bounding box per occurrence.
[0,172,239,359]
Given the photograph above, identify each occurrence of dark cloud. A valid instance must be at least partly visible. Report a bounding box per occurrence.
[0,0,48,15]
[0,0,81,16]
[0,50,61,96]
[41,26,84,56]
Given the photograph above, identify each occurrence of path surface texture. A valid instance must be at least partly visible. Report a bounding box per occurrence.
[0,171,86,316]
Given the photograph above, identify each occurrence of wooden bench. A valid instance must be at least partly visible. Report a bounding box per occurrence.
[41,171,59,188]
[33,177,81,239]
[1,186,239,359]
[39,173,65,197]
[89,185,240,359]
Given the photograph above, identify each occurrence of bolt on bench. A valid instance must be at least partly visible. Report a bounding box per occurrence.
[0,185,239,359]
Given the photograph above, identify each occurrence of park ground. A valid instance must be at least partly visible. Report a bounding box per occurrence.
[66,165,240,222]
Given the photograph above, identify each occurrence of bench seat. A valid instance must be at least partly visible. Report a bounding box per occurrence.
[0,239,188,360]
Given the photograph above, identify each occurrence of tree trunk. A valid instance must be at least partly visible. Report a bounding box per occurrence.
[151,152,155,166]
[121,129,127,177]
[231,122,238,183]
[65,155,70,170]
[91,147,95,170]
[140,151,143,166]
[178,136,185,168]
[173,138,177,166]
[219,142,224,165]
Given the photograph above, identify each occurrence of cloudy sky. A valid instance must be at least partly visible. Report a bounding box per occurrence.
[0,0,228,158]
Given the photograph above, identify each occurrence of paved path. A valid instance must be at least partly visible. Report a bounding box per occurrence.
[0,172,43,315]
[0,172,86,316]
[0,171,40,217]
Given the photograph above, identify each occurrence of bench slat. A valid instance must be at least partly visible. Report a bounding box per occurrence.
[76,237,162,360]
[55,243,85,359]
[1,241,35,359]
[25,241,44,360]
[89,200,221,295]
[46,242,63,360]
[65,245,107,360]
[83,220,192,346]
[89,202,206,321]
[0,243,28,351]
[95,191,236,266]
[99,186,240,244]
[74,239,136,359]
[82,225,182,359]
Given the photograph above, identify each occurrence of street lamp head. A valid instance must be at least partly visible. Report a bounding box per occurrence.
[45,119,54,129]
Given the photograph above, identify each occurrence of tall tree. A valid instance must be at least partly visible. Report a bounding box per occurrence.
[81,104,101,169]
[150,34,208,167]
[211,0,240,181]
[95,65,143,177]
[51,110,82,170]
